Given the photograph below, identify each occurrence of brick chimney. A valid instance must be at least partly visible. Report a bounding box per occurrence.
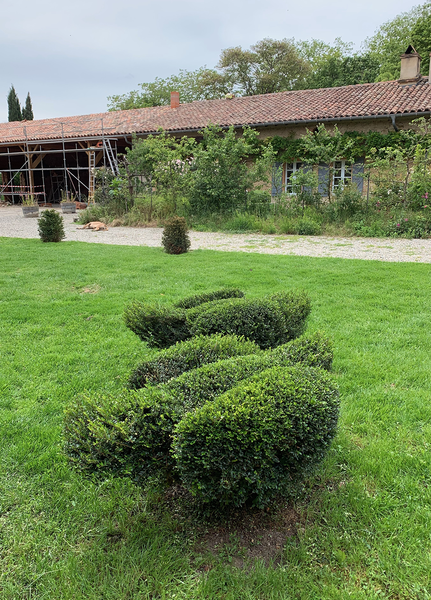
[170,91,180,109]
[399,45,421,85]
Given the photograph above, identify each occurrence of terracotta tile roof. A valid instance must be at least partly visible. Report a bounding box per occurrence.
[1,78,431,145]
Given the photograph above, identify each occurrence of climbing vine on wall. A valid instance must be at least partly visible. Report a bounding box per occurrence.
[267,125,431,162]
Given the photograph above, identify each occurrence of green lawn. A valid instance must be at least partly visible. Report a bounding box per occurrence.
[0,237,430,600]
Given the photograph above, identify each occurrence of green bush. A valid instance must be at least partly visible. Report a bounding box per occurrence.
[78,204,109,224]
[128,333,260,389]
[164,331,332,414]
[186,297,286,349]
[187,291,311,349]
[124,301,189,348]
[269,291,312,341]
[162,216,191,254]
[222,214,261,232]
[173,365,339,507]
[38,209,65,242]
[268,330,333,371]
[66,333,333,484]
[297,217,321,236]
[174,288,244,310]
[64,387,179,482]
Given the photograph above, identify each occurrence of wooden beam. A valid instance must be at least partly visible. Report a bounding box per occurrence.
[31,153,46,169]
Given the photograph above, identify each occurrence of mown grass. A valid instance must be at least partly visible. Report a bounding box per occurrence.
[0,236,430,599]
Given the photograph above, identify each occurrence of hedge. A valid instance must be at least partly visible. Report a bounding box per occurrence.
[268,330,333,371]
[269,291,311,341]
[187,297,285,349]
[173,365,340,507]
[63,387,179,482]
[65,333,333,485]
[124,301,188,348]
[165,331,332,414]
[124,289,309,351]
[174,288,244,310]
[128,333,260,389]
[186,291,311,349]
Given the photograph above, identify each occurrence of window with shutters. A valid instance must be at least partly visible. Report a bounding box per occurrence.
[284,161,303,193]
[332,160,352,188]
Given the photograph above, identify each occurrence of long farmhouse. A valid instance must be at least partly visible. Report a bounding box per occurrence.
[1,47,431,204]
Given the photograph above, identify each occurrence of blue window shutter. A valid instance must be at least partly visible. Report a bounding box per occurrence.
[272,162,283,196]
[352,157,365,193]
[303,164,312,194]
[318,163,329,196]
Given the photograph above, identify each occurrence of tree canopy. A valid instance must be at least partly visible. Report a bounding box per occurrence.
[107,67,225,111]
[364,2,431,81]
[7,87,34,121]
[22,93,34,120]
[108,3,431,111]
[7,86,22,122]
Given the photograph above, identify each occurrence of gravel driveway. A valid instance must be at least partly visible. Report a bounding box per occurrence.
[2,206,431,263]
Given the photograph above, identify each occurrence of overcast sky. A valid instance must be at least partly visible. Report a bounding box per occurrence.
[0,0,421,122]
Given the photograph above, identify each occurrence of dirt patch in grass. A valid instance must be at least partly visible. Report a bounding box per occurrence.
[80,284,101,294]
[162,486,300,568]
[195,506,298,568]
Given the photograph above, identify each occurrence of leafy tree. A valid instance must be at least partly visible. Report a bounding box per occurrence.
[22,93,34,120]
[411,7,431,75]
[188,124,275,214]
[108,67,224,111]
[212,38,311,95]
[108,38,311,110]
[297,38,352,73]
[364,3,431,81]
[7,85,22,122]
[308,54,380,89]
[123,131,196,213]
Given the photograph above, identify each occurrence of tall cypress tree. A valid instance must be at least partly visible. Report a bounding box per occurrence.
[22,93,34,120]
[7,85,22,122]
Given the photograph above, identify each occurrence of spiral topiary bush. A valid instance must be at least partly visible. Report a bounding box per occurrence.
[128,333,260,389]
[173,364,339,507]
[64,334,336,492]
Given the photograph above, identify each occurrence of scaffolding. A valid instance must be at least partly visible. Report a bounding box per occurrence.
[0,117,124,204]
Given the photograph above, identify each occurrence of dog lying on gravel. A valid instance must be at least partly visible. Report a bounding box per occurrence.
[78,221,109,231]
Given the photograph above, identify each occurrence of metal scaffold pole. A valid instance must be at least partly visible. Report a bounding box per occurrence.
[61,123,68,199]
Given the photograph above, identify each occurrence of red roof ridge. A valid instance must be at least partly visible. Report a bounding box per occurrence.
[1,78,430,144]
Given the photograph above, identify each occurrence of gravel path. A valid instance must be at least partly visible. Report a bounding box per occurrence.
[2,206,431,263]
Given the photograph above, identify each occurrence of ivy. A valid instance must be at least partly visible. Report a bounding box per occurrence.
[270,128,431,162]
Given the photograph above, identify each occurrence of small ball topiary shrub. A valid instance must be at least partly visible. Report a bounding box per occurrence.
[124,301,189,348]
[173,365,339,508]
[38,209,65,242]
[174,288,244,310]
[186,291,311,349]
[128,333,260,389]
[162,216,191,254]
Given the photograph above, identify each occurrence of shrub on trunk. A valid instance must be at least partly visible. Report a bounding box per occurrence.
[162,216,191,254]
[38,209,65,242]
